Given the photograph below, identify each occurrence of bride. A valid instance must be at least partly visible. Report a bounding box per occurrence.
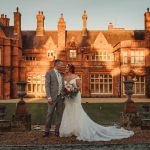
[59,64,134,141]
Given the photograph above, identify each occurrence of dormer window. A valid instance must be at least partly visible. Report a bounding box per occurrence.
[69,50,77,58]
[47,50,55,58]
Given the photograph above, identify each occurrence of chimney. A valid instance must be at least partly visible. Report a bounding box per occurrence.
[145,8,150,31]
[36,11,45,36]
[108,22,113,30]
[0,14,10,26]
[13,7,21,36]
[82,10,88,36]
[57,13,66,49]
[144,8,150,40]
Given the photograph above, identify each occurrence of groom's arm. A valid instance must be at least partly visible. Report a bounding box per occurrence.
[45,72,54,104]
[45,72,52,99]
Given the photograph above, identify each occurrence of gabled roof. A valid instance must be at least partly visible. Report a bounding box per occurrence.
[0,26,14,38]
[21,30,145,50]
[102,30,145,47]
[21,31,58,49]
[0,27,6,38]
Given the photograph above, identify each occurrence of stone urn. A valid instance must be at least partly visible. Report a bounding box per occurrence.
[124,80,137,113]
[122,71,140,127]
[12,81,31,131]
[16,81,28,115]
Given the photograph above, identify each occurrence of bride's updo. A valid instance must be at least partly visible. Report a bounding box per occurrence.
[67,64,75,74]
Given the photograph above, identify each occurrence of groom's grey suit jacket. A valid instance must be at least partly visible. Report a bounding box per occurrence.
[45,69,64,101]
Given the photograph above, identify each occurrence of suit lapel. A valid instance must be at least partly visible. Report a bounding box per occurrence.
[52,69,59,84]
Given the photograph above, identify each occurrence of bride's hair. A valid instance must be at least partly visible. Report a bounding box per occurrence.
[67,64,75,74]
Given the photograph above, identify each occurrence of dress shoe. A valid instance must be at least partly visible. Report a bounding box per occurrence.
[43,132,49,137]
[55,132,59,137]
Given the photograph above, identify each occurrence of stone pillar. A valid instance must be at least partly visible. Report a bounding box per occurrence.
[36,11,45,36]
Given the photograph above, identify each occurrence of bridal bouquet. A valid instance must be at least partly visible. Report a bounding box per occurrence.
[63,83,79,99]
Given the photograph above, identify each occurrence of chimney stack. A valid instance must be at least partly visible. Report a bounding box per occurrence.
[13,7,21,36]
[57,13,66,49]
[108,22,113,30]
[82,10,88,36]
[144,8,150,40]
[0,14,10,26]
[36,11,45,36]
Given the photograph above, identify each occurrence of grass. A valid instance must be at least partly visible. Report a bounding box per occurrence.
[1,103,149,125]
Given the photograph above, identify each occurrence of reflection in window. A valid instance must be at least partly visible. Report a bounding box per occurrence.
[27,74,45,94]
[123,76,145,95]
[47,50,55,58]
[92,51,112,61]
[122,51,128,64]
[91,74,112,94]
[131,50,144,64]
[69,50,77,58]
[134,76,145,95]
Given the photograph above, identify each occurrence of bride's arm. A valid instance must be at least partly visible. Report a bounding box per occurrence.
[76,79,82,91]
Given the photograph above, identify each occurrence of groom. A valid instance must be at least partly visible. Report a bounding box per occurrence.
[43,59,64,137]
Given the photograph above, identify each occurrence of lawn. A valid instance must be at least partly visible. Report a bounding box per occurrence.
[1,103,149,125]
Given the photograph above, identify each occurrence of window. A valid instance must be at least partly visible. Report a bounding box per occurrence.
[25,56,36,61]
[123,76,145,95]
[122,51,128,64]
[69,50,77,58]
[90,74,112,94]
[0,75,2,96]
[134,76,145,95]
[77,74,82,93]
[92,51,112,61]
[47,50,55,58]
[131,50,144,64]
[0,48,2,65]
[27,74,45,94]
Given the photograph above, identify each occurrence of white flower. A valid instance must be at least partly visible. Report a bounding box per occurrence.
[65,83,74,92]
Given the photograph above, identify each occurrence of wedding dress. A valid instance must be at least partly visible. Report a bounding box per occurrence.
[59,77,134,141]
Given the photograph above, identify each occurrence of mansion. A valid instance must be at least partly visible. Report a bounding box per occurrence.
[0,8,150,99]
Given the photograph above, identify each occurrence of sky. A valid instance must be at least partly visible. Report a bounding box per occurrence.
[0,0,150,30]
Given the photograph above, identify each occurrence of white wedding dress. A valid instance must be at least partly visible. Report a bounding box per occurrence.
[59,77,134,141]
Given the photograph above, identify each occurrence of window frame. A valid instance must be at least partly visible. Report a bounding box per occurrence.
[27,74,45,94]
[90,74,113,94]
[69,50,77,58]
[92,51,113,61]
[47,50,55,59]
[131,50,145,65]
[122,76,145,95]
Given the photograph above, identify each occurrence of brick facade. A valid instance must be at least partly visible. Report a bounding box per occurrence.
[0,8,150,99]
